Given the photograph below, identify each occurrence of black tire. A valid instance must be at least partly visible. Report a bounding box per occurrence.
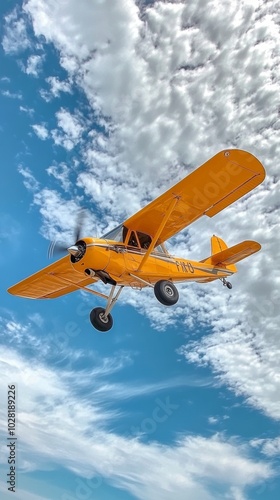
[90,307,113,332]
[154,280,179,306]
[226,282,233,289]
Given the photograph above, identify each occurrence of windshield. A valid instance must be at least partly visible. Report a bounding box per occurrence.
[154,244,166,254]
[101,224,124,242]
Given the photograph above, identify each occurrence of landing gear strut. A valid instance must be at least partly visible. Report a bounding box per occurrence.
[90,285,123,332]
[220,278,232,289]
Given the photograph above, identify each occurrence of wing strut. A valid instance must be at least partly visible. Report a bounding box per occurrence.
[137,196,179,272]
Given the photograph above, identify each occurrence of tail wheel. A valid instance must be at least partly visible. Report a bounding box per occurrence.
[90,307,113,332]
[221,278,233,290]
[154,280,179,306]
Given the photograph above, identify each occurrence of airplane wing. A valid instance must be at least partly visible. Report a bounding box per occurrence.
[124,149,265,244]
[7,255,97,299]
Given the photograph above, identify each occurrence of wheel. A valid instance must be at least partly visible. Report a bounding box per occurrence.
[154,280,179,306]
[226,281,232,289]
[90,307,113,332]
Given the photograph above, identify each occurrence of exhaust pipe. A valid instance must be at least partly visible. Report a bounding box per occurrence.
[85,268,96,277]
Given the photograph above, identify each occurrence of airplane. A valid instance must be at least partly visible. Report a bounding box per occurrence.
[8,149,265,332]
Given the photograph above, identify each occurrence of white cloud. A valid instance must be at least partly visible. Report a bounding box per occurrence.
[50,108,85,150]
[0,343,274,500]
[56,108,84,140]
[31,123,49,140]
[19,105,35,116]
[251,437,280,457]
[18,165,40,191]
[24,0,280,204]
[28,312,44,328]
[261,438,280,457]
[39,77,72,101]
[92,376,211,403]
[46,162,71,191]
[2,7,31,54]
[46,76,72,97]
[25,54,44,76]
[1,90,22,100]
[0,77,11,83]
[208,416,219,425]
[33,188,96,241]
[22,0,280,423]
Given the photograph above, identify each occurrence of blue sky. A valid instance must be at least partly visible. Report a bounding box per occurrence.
[1,1,280,499]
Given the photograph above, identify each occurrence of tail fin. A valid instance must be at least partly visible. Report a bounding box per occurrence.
[201,235,261,271]
[211,235,228,255]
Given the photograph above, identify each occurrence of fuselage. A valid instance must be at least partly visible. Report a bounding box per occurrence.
[72,237,233,288]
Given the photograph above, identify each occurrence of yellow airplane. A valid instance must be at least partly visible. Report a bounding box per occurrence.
[8,149,265,332]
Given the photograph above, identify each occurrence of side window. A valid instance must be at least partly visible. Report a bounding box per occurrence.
[125,230,152,250]
[153,243,169,255]
[128,231,139,248]
[137,232,152,249]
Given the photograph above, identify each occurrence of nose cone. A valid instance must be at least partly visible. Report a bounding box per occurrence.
[67,245,80,257]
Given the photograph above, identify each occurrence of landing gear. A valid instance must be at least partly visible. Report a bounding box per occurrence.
[154,280,179,306]
[221,278,232,289]
[89,285,123,332]
[90,307,113,332]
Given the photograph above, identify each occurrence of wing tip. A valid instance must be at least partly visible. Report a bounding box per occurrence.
[220,148,266,179]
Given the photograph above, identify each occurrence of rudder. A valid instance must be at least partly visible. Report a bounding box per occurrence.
[211,235,228,255]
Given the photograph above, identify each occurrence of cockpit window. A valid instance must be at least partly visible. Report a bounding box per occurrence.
[128,231,139,247]
[102,225,169,256]
[102,224,124,242]
[127,231,152,249]
[137,232,152,249]
[154,244,166,254]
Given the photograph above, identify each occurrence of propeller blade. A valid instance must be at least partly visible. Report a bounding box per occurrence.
[48,241,69,259]
[48,209,86,259]
[74,210,86,242]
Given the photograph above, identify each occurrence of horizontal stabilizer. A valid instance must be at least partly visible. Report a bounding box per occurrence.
[202,240,261,266]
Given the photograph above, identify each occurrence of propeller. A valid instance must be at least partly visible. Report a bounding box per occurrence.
[48,210,86,259]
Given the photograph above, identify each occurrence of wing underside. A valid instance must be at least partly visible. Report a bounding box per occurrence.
[7,256,96,299]
[124,149,265,244]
